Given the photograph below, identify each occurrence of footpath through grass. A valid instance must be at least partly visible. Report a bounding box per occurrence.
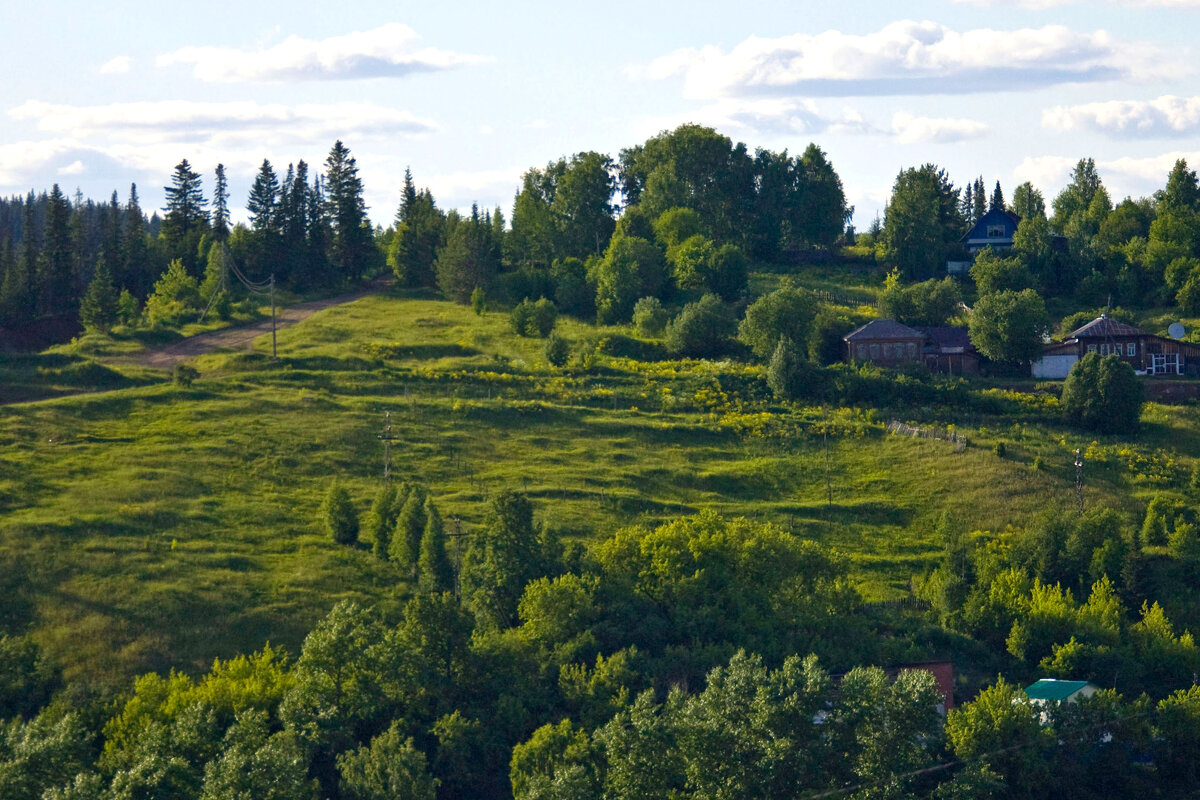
[0,288,1182,689]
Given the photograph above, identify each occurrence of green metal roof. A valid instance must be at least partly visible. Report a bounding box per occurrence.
[1024,679,1093,701]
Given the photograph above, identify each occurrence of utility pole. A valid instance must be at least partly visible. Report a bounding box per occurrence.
[270,274,277,360]
[378,411,399,482]
[1075,448,1085,514]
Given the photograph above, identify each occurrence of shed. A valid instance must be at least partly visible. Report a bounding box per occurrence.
[1024,679,1099,704]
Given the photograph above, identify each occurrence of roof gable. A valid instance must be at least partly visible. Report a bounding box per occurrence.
[961,206,1021,243]
[844,319,924,342]
[1070,315,1144,339]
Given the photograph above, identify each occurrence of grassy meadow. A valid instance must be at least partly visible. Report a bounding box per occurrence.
[1,284,1194,690]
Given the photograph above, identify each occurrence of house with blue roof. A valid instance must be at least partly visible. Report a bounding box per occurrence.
[962,206,1021,255]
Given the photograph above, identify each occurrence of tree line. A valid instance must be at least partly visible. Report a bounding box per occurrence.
[5,494,1200,799]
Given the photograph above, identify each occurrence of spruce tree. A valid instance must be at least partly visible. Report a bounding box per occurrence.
[40,184,71,315]
[212,164,231,241]
[79,255,119,333]
[990,181,1005,212]
[247,159,281,232]
[972,177,986,221]
[366,483,400,560]
[162,159,208,274]
[390,485,428,574]
[418,497,454,593]
[322,483,359,546]
[324,140,373,283]
[123,184,152,297]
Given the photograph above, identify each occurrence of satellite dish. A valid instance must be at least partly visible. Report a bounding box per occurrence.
[1169,322,1186,339]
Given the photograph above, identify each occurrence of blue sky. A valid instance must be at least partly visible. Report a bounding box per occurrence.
[3,0,1200,229]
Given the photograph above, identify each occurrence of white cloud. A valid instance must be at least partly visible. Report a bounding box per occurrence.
[99,55,132,74]
[634,98,875,142]
[58,160,85,175]
[11,100,435,147]
[638,20,1175,98]
[1013,151,1200,204]
[1043,95,1200,137]
[890,112,988,143]
[157,23,487,83]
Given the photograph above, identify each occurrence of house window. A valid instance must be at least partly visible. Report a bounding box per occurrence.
[1127,342,1137,356]
[857,344,867,359]
[1087,344,1097,353]
[987,225,1006,238]
[907,342,917,358]
[869,344,880,359]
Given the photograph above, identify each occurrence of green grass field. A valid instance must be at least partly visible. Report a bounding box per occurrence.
[0,286,1190,690]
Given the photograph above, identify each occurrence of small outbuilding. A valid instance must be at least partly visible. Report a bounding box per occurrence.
[1024,679,1099,705]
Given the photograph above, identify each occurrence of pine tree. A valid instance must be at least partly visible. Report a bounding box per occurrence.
[212,163,231,241]
[322,483,359,546]
[161,159,208,274]
[972,177,986,221]
[39,184,71,315]
[418,497,454,593]
[324,140,373,283]
[19,194,38,313]
[247,159,281,231]
[123,184,152,297]
[366,483,401,560]
[100,191,122,286]
[990,181,1005,212]
[390,485,428,574]
[79,255,119,333]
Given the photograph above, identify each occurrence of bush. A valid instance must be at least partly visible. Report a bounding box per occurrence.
[1061,352,1143,434]
[808,307,863,365]
[664,294,736,358]
[117,290,141,327]
[737,284,818,360]
[172,364,199,388]
[471,287,486,315]
[530,297,558,337]
[706,243,749,302]
[323,483,359,545]
[632,297,669,336]
[510,299,534,335]
[766,338,823,400]
[545,333,570,368]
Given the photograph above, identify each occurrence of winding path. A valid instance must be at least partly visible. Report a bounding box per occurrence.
[136,278,389,369]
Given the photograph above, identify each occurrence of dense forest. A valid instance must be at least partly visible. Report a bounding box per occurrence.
[10,123,1200,797]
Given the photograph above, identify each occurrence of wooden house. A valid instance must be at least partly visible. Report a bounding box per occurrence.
[1032,314,1200,379]
[922,326,980,376]
[844,320,925,366]
[962,206,1021,254]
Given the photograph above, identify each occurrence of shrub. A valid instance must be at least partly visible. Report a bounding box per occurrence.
[808,307,863,365]
[993,441,1007,458]
[117,290,141,327]
[510,299,534,335]
[1061,352,1143,434]
[737,284,818,360]
[172,364,199,388]
[530,297,558,337]
[705,243,749,301]
[766,338,823,400]
[471,287,486,315]
[322,483,359,546]
[545,333,570,368]
[145,259,201,326]
[632,296,669,337]
[664,294,736,358]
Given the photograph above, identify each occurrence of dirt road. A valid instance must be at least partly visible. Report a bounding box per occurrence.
[137,279,388,369]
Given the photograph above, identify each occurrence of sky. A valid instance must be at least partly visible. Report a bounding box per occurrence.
[3,0,1200,230]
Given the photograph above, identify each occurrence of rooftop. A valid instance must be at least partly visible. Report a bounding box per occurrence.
[844,319,924,342]
[1069,315,1144,340]
[1024,679,1095,701]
